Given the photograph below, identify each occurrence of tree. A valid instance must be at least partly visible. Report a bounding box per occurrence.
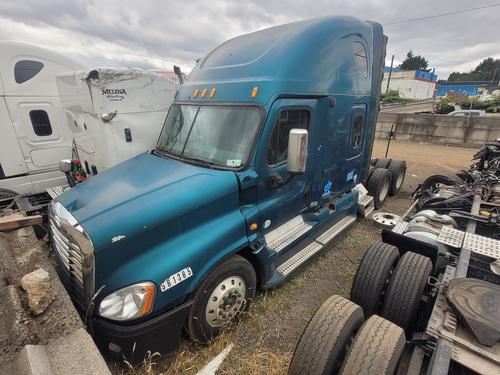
[398,50,429,71]
[474,58,500,74]
[447,58,500,82]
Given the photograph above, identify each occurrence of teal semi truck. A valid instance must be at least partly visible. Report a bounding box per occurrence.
[48,16,390,360]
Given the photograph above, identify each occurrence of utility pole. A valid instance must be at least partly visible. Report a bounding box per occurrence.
[490,67,498,90]
[385,54,394,94]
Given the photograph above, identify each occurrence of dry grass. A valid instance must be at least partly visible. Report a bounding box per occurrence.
[115,331,292,375]
[115,278,305,375]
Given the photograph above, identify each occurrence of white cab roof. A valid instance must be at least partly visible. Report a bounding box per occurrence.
[0,41,85,96]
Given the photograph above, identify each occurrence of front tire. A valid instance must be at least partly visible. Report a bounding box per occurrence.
[186,255,256,344]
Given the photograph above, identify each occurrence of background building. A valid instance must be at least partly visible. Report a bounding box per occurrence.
[382,67,438,99]
[436,81,500,97]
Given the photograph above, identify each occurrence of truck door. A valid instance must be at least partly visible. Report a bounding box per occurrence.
[0,97,27,178]
[4,97,72,171]
[255,99,317,237]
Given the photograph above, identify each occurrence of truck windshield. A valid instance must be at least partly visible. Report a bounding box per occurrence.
[156,104,261,169]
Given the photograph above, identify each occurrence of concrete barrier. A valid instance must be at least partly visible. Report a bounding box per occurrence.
[376,113,500,146]
[0,226,110,375]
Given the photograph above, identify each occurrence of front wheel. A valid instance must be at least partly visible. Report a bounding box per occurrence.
[186,255,256,344]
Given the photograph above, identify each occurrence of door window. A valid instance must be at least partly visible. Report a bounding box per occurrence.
[29,110,53,136]
[14,60,44,84]
[352,114,363,149]
[267,110,310,166]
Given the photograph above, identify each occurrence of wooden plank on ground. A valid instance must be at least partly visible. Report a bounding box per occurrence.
[0,213,43,231]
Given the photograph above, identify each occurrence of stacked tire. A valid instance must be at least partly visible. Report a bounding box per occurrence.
[350,241,432,331]
[289,241,433,375]
[366,159,407,209]
[289,295,406,375]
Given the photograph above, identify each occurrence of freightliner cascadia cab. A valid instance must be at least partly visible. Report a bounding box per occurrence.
[49,16,386,360]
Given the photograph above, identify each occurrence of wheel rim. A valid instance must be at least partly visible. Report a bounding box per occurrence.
[379,178,389,202]
[396,170,405,189]
[205,276,246,328]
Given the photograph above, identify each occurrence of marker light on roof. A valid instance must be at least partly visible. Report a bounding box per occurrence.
[210,88,216,98]
[193,88,199,98]
[201,88,207,97]
[251,86,259,98]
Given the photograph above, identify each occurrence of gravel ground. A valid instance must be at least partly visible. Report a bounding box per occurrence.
[121,140,479,375]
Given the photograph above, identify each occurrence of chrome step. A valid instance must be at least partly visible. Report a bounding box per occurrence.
[46,184,70,199]
[354,184,375,218]
[265,215,314,253]
[276,215,356,276]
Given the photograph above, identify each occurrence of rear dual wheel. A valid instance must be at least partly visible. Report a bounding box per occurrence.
[387,160,406,196]
[366,159,406,208]
[367,168,391,209]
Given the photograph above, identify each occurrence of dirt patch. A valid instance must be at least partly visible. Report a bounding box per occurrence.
[0,226,84,369]
[373,139,477,194]
[118,140,479,375]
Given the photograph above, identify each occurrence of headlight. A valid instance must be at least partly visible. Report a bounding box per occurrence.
[99,282,156,321]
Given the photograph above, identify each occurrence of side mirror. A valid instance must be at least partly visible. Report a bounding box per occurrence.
[287,129,308,174]
[59,159,72,173]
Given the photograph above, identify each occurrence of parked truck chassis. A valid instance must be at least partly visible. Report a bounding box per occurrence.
[290,149,500,374]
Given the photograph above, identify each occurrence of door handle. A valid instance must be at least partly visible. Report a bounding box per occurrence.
[267,173,294,189]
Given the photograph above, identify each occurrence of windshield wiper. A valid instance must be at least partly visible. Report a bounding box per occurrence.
[153,147,171,159]
[182,156,215,170]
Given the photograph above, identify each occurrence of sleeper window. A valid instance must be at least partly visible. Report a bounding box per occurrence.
[352,115,363,149]
[353,42,368,78]
[267,110,310,165]
[14,60,44,84]
[30,110,53,136]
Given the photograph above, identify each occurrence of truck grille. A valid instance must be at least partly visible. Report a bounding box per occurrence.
[49,217,86,303]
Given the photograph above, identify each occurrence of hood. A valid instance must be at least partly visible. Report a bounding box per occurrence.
[57,152,239,250]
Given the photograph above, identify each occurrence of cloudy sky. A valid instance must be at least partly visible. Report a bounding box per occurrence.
[1,0,499,79]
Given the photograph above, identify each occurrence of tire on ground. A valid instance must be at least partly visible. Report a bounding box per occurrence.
[350,241,400,316]
[381,251,432,330]
[186,255,256,345]
[387,159,406,196]
[366,168,391,209]
[0,188,18,199]
[289,295,364,375]
[374,158,392,169]
[340,315,405,375]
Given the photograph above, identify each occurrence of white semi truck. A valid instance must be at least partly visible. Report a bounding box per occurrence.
[0,41,85,196]
[0,41,179,198]
[54,68,178,188]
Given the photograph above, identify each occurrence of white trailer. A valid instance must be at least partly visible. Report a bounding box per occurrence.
[56,68,177,177]
[0,41,85,195]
